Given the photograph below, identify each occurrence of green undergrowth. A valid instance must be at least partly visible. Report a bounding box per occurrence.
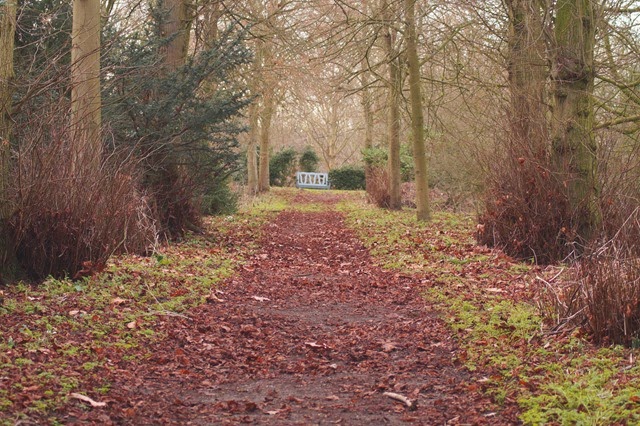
[338,194,640,425]
[0,192,282,425]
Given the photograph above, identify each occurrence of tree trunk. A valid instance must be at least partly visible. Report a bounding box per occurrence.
[551,0,599,243]
[360,61,374,192]
[382,0,402,210]
[505,0,548,156]
[70,0,102,171]
[0,0,18,281]
[258,85,275,193]
[203,0,221,48]
[159,0,191,70]
[404,0,430,221]
[247,98,259,195]
[257,38,275,194]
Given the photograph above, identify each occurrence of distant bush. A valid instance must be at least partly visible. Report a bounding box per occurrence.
[269,148,297,187]
[199,180,238,216]
[299,147,319,172]
[366,166,390,207]
[362,146,414,182]
[329,165,366,190]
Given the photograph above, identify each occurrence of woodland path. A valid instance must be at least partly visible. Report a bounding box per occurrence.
[78,193,519,425]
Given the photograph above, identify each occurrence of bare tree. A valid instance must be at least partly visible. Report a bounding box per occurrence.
[70,0,102,170]
[404,0,430,220]
[551,0,599,242]
[381,0,402,209]
[0,0,18,278]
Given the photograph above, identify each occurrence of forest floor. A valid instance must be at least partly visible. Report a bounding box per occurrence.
[2,189,640,425]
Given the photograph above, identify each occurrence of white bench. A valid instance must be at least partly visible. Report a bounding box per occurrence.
[295,172,330,190]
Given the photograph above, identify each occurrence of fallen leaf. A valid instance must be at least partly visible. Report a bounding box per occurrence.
[381,342,398,352]
[206,294,225,303]
[127,321,137,329]
[70,393,107,407]
[111,297,127,305]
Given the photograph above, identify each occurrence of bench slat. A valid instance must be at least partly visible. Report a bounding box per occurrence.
[296,172,330,190]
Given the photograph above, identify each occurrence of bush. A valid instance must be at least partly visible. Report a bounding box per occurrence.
[200,181,238,216]
[299,146,319,172]
[329,165,366,190]
[269,148,297,186]
[537,138,640,347]
[477,114,572,265]
[362,145,413,182]
[366,166,390,207]
[9,114,156,280]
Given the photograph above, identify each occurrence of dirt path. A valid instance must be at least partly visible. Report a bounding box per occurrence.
[76,199,519,424]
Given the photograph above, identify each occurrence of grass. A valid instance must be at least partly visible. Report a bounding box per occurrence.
[337,192,640,425]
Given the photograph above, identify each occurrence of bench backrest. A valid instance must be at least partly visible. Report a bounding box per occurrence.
[296,172,330,189]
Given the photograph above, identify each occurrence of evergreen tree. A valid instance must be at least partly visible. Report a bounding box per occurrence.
[102,18,251,238]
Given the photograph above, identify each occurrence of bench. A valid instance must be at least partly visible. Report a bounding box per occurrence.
[295,172,330,190]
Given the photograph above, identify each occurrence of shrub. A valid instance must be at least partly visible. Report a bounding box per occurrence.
[362,146,413,182]
[329,165,366,190]
[299,146,319,172]
[538,145,640,346]
[269,148,297,186]
[9,115,155,280]
[200,180,238,216]
[366,166,390,207]
[477,111,572,266]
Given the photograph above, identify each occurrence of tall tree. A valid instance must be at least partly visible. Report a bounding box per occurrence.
[70,0,102,170]
[360,58,375,189]
[258,66,276,192]
[505,0,548,155]
[382,0,402,209]
[0,0,18,279]
[551,0,599,242]
[246,85,260,195]
[404,0,430,221]
[255,36,277,193]
[159,0,192,70]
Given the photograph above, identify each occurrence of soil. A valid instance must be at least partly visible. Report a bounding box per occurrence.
[64,194,520,425]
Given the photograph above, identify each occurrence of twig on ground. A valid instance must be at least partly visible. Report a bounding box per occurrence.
[148,310,192,320]
[382,392,416,410]
[70,393,107,407]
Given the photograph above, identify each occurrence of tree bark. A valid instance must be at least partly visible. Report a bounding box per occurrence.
[360,60,374,192]
[505,0,548,156]
[551,0,599,242]
[70,0,102,171]
[258,84,275,193]
[247,98,259,195]
[382,0,402,210]
[0,0,18,280]
[404,0,430,221]
[159,0,191,70]
[257,37,275,193]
